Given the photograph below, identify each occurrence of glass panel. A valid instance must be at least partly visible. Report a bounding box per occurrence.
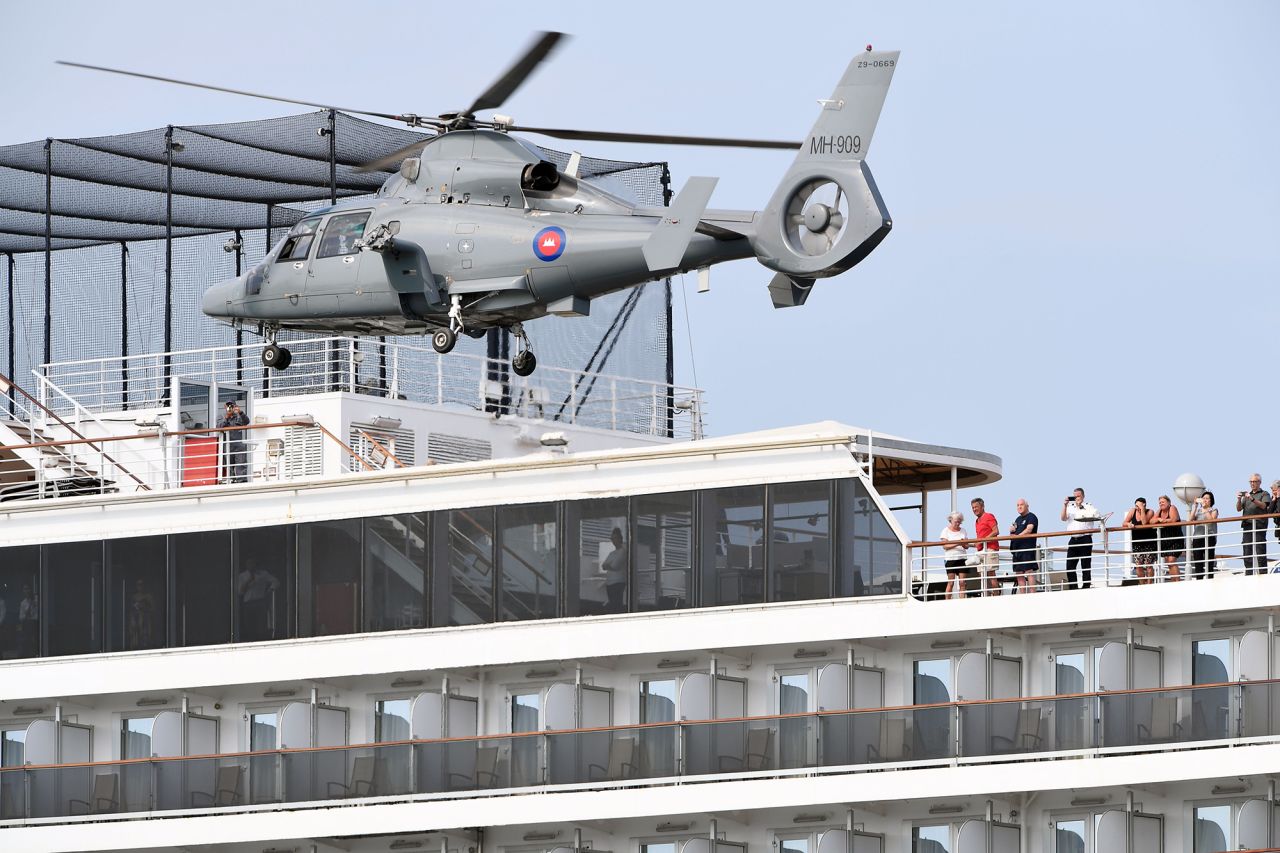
[298,519,362,637]
[375,700,411,742]
[1192,639,1231,684]
[1,728,25,766]
[44,541,103,656]
[912,825,952,853]
[364,514,427,631]
[913,659,953,760]
[640,678,678,777]
[105,536,167,652]
[634,492,693,612]
[641,679,677,723]
[780,837,810,853]
[700,485,766,607]
[433,508,495,626]
[248,712,278,803]
[316,212,370,258]
[0,546,39,659]
[1193,804,1231,852]
[278,218,320,261]
[121,717,153,759]
[497,503,558,622]
[1054,652,1089,750]
[173,530,232,647]
[564,497,629,616]
[234,526,294,643]
[642,844,678,853]
[839,478,903,597]
[779,672,812,768]
[1192,638,1232,739]
[510,691,542,787]
[770,481,831,601]
[1054,819,1086,853]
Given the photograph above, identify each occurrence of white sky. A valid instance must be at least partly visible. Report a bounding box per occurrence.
[5,0,1279,533]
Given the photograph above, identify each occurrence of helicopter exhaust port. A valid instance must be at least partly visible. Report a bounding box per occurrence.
[520,160,560,192]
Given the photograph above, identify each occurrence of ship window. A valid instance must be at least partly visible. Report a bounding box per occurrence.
[838,478,902,597]
[639,678,678,777]
[247,710,280,803]
[44,540,103,657]
[173,530,233,647]
[233,526,295,643]
[699,485,766,607]
[365,514,427,632]
[778,836,811,853]
[374,699,412,742]
[634,492,692,612]
[1193,804,1232,852]
[497,503,558,622]
[1054,818,1086,853]
[564,497,629,617]
[105,536,167,652]
[277,218,320,262]
[433,507,495,626]
[316,212,370,258]
[913,658,954,760]
[911,824,952,852]
[0,545,39,659]
[298,518,362,637]
[640,844,677,853]
[778,670,813,768]
[1191,638,1232,739]
[770,480,831,602]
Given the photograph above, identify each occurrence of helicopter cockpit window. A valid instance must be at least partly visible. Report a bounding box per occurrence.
[317,212,371,259]
[277,218,321,262]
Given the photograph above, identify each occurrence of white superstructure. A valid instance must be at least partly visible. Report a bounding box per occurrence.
[1,346,1278,853]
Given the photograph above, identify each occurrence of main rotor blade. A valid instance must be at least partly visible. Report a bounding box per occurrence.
[509,125,802,150]
[467,31,567,115]
[56,60,419,124]
[353,139,432,174]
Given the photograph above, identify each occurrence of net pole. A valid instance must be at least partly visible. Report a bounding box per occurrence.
[5,252,13,416]
[164,126,175,393]
[262,203,272,399]
[234,228,243,386]
[120,241,128,410]
[661,163,674,439]
[327,109,339,392]
[43,139,52,366]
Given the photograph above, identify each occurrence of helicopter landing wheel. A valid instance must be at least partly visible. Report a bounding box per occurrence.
[431,327,457,354]
[262,344,293,371]
[512,349,537,377]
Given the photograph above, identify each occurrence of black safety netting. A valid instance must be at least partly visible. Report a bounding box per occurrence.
[0,110,672,413]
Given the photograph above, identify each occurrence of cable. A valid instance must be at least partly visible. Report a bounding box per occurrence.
[678,272,700,391]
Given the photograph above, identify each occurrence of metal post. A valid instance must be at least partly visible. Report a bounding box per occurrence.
[5,252,13,417]
[164,127,174,355]
[660,163,675,439]
[326,111,340,392]
[43,139,52,366]
[120,242,128,409]
[263,204,274,398]
[233,228,243,385]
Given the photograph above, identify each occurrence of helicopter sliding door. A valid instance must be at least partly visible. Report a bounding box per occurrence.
[261,217,320,316]
[307,211,372,317]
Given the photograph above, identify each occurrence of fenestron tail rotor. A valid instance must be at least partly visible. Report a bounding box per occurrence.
[785,179,849,257]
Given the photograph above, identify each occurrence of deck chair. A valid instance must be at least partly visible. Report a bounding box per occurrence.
[1137,695,1182,743]
[866,717,911,762]
[718,727,773,772]
[447,745,499,790]
[327,755,378,798]
[991,708,1044,753]
[190,764,243,808]
[69,772,119,814]
[588,737,637,782]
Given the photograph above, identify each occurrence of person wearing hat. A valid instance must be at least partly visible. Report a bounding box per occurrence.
[217,399,251,483]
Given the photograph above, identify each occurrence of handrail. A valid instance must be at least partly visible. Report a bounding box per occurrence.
[354,428,406,468]
[4,676,1274,773]
[909,510,1280,550]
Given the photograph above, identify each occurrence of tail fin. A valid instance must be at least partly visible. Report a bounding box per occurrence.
[751,50,898,297]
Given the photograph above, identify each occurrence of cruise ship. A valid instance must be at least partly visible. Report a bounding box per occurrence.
[1,331,1279,853]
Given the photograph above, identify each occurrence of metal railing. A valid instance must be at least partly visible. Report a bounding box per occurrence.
[1,679,1275,822]
[908,511,1280,598]
[38,337,706,440]
[0,420,363,502]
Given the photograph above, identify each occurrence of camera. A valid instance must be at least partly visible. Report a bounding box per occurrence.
[1065,496,1075,503]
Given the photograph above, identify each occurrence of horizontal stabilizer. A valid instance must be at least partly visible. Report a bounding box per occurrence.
[767,272,815,308]
[643,176,718,273]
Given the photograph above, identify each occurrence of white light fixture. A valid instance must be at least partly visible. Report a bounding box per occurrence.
[391,677,424,689]
[522,831,559,842]
[1173,472,1207,510]
[263,687,297,699]
[1069,629,1105,639]
[794,647,829,659]
[371,416,402,430]
[135,696,169,707]
[929,804,965,815]
[12,706,46,716]
[656,658,692,669]
[656,822,691,833]
[1070,796,1107,807]
[539,431,568,448]
[930,639,965,650]
[792,813,828,823]
[1210,617,1248,629]
[286,414,315,426]
[525,668,560,679]
[1212,783,1248,796]
[390,842,424,851]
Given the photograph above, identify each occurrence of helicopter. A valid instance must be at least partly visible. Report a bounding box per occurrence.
[62,34,898,376]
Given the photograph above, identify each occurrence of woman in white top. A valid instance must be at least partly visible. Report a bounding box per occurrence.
[940,512,971,600]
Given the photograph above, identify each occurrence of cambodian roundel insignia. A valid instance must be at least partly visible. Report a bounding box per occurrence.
[532,226,566,262]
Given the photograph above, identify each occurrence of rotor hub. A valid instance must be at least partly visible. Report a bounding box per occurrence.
[803,204,832,233]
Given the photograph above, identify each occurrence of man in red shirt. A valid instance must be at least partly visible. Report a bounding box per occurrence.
[971,497,1000,597]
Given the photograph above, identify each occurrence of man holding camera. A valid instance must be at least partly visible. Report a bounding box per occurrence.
[1238,474,1270,574]
[1060,488,1101,590]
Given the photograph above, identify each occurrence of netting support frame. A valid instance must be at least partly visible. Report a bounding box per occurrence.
[233,228,244,386]
[163,126,175,388]
[5,251,12,416]
[43,139,52,365]
[660,164,674,440]
[119,241,129,410]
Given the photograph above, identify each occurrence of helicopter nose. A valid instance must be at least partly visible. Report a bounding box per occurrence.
[201,277,241,318]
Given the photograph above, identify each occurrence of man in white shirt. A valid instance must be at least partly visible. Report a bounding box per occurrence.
[1060,487,1101,590]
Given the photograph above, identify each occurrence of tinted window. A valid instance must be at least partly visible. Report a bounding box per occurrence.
[298,519,362,637]
[106,536,167,652]
[699,485,765,607]
[174,531,232,647]
[0,546,39,659]
[633,492,692,612]
[564,498,628,616]
[838,478,902,596]
[365,514,427,632]
[316,212,370,258]
[234,526,294,642]
[497,503,557,622]
[276,218,321,262]
[44,541,103,656]
[433,508,495,626]
[770,480,831,601]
